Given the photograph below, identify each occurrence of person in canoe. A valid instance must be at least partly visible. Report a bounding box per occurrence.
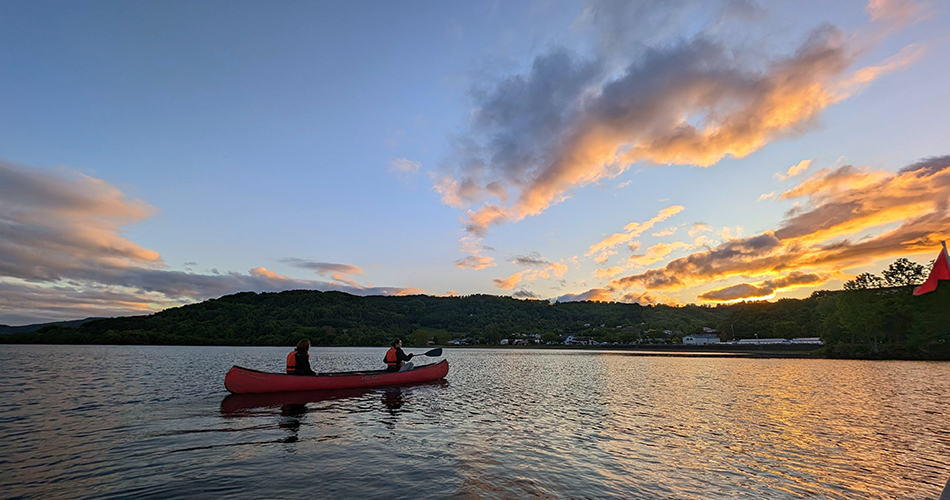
[286,338,316,376]
[384,338,414,372]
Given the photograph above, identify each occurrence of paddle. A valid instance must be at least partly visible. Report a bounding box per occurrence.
[418,348,443,357]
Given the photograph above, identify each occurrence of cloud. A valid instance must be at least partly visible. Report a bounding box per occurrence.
[610,155,950,298]
[454,236,496,270]
[628,241,691,266]
[455,255,496,270]
[688,222,713,237]
[775,159,811,180]
[0,160,422,324]
[249,267,288,280]
[594,266,624,279]
[510,251,551,267]
[651,226,678,237]
[587,205,684,262]
[434,2,918,237]
[280,258,363,278]
[620,290,680,306]
[556,288,614,303]
[390,157,421,174]
[698,271,827,301]
[867,0,927,24]
[758,191,777,201]
[493,261,568,290]
[0,160,163,284]
[513,289,540,299]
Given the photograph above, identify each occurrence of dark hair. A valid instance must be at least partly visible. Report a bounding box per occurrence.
[390,338,401,348]
[296,338,311,351]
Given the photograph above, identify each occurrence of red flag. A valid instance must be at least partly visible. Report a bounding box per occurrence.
[913,241,950,296]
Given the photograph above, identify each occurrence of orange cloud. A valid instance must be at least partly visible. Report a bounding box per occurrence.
[437,10,921,238]
[775,159,811,180]
[493,261,568,290]
[556,288,615,303]
[249,267,288,280]
[610,156,950,297]
[594,266,624,279]
[688,223,713,237]
[454,236,496,270]
[698,272,828,302]
[628,241,690,266]
[587,205,684,262]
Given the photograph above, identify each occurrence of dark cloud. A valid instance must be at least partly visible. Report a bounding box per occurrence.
[556,288,614,302]
[611,233,783,289]
[513,289,540,299]
[280,258,363,277]
[698,271,825,301]
[510,252,551,267]
[898,154,950,177]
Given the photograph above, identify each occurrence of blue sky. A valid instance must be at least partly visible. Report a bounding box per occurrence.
[2,0,949,324]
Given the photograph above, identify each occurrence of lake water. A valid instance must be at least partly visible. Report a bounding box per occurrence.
[1,345,948,499]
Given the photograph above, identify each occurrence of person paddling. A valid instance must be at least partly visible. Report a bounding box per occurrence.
[384,338,414,372]
[286,339,316,376]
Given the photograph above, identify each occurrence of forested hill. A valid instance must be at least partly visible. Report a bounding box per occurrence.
[2,286,948,359]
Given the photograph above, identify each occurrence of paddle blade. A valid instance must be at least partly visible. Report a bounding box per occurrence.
[423,348,443,357]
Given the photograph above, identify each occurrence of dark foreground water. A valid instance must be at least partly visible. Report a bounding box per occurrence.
[1,345,948,499]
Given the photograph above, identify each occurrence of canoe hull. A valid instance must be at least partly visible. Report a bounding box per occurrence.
[224,359,449,394]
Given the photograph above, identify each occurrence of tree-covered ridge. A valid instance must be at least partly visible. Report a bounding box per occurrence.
[2,257,947,359]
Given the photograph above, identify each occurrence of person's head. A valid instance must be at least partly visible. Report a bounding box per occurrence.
[296,338,311,352]
[390,338,402,348]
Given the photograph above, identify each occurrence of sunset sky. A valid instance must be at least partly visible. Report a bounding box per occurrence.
[2,0,949,325]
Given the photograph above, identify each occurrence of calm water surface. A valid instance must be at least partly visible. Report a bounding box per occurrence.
[1,345,948,499]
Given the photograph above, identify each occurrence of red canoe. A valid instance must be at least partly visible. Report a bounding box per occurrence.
[224,360,450,394]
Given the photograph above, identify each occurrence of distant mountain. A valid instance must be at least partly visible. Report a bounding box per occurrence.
[1,287,947,360]
[0,318,104,335]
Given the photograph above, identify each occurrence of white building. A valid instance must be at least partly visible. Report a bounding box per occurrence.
[791,337,824,345]
[736,338,790,345]
[683,333,721,345]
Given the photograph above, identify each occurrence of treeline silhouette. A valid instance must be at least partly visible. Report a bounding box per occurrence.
[2,272,948,359]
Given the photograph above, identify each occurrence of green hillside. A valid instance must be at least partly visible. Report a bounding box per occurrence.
[2,283,948,359]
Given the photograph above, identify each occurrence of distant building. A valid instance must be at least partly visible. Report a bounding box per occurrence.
[683,333,720,345]
[702,326,719,333]
[791,337,824,345]
[736,338,789,345]
[565,335,594,345]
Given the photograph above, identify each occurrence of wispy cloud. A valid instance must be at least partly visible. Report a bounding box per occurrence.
[628,241,691,266]
[775,159,812,180]
[454,235,496,270]
[688,222,713,238]
[651,226,678,237]
[390,157,421,176]
[587,205,684,263]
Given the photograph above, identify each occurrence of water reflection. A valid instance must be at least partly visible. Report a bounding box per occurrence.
[2,345,949,500]
[220,387,376,415]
